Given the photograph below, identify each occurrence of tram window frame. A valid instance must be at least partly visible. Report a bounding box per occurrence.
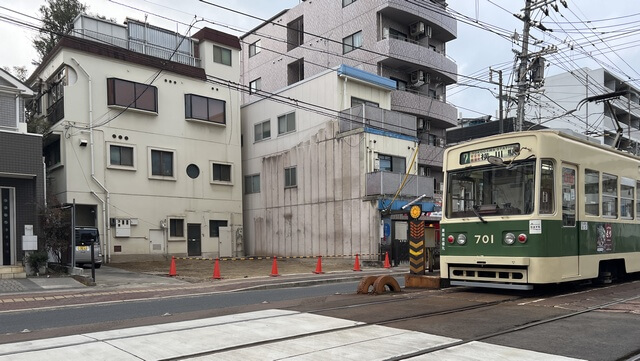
[539,160,554,214]
[620,177,634,219]
[584,169,600,216]
[601,173,618,218]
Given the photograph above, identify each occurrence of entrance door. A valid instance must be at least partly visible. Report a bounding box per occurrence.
[187,224,201,257]
[561,164,579,278]
[1,188,14,266]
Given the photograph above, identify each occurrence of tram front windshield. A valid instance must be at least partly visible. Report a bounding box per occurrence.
[446,159,535,218]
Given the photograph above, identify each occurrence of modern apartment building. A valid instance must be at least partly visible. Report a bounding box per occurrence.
[0,68,42,277]
[532,68,640,153]
[240,0,456,257]
[28,14,244,262]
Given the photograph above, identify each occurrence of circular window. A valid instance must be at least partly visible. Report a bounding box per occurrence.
[186,164,200,179]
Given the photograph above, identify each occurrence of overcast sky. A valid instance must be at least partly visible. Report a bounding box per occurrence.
[1,0,639,124]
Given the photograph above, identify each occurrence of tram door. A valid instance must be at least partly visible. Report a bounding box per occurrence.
[561,164,579,278]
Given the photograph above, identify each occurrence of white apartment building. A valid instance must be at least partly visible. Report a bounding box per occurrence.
[532,68,640,153]
[242,65,434,257]
[28,15,244,262]
[240,0,455,258]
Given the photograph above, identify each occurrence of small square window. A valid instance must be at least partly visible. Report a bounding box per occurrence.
[212,163,232,182]
[169,218,184,238]
[245,174,260,194]
[343,31,362,54]
[343,0,356,6]
[213,45,231,66]
[254,120,271,142]
[209,220,228,237]
[278,112,296,135]
[109,144,135,169]
[249,78,261,93]
[285,166,297,188]
[249,40,261,57]
[149,148,175,179]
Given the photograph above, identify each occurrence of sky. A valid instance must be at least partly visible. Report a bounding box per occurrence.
[1,0,639,124]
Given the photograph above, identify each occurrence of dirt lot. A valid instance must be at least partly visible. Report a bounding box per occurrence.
[109,256,376,283]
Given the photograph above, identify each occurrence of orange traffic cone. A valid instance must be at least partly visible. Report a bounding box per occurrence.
[383,252,391,269]
[212,258,221,280]
[169,256,177,276]
[353,254,362,271]
[313,256,324,274]
[270,256,280,277]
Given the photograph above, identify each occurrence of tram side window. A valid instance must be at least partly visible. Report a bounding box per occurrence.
[584,169,599,216]
[539,160,554,214]
[602,173,618,218]
[620,177,634,219]
[637,181,640,220]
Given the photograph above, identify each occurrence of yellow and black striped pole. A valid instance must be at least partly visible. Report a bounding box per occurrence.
[408,205,425,275]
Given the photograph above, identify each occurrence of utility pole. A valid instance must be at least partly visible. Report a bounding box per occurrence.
[514,0,566,131]
[489,67,504,133]
[516,0,532,132]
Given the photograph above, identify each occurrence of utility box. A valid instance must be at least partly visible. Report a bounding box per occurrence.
[115,219,131,237]
[22,224,37,251]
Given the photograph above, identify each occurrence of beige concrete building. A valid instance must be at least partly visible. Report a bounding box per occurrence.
[28,15,244,262]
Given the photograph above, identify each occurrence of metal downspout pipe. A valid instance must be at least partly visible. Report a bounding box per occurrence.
[71,58,111,263]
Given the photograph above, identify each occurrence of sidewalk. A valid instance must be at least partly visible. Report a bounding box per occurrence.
[0,258,410,311]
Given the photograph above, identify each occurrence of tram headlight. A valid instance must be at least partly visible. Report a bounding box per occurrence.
[447,235,455,244]
[504,233,516,245]
[518,233,528,243]
[456,234,467,245]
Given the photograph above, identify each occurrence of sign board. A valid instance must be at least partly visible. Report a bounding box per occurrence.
[460,143,520,164]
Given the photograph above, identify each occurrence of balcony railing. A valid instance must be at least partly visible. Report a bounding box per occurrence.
[70,28,201,67]
[47,98,64,124]
[339,104,417,138]
[366,171,434,197]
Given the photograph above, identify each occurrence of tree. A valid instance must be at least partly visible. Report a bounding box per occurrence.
[32,0,86,66]
[1,66,28,81]
[40,195,71,264]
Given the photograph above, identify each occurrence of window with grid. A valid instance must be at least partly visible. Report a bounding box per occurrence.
[343,31,362,54]
[285,167,297,188]
[213,45,231,66]
[185,94,226,124]
[109,144,134,167]
[150,149,174,177]
[602,173,618,218]
[245,174,260,194]
[278,112,296,135]
[254,120,271,142]
[107,78,158,112]
[621,177,634,219]
[212,163,232,182]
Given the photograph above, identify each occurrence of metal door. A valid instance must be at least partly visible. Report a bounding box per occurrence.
[149,229,164,253]
[187,224,201,257]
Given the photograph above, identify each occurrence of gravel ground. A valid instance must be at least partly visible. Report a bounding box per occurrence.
[109,257,376,283]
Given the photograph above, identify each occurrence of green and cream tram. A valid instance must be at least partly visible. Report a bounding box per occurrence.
[440,130,640,289]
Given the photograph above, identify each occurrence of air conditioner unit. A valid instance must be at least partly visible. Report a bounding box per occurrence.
[437,138,445,147]
[409,21,425,37]
[417,118,425,130]
[382,27,389,39]
[426,25,432,38]
[410,70,425,86]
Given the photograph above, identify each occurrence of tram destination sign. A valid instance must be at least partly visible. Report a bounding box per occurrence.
[460,143,520,165]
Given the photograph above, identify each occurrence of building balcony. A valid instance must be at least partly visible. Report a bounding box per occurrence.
[366,171,434,198]
[377,0,457,41]
[376,37,457,84]
[390,90,457,127]
[47,98,64,125]
[339,104,417,138]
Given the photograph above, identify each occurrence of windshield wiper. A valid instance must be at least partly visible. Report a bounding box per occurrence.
[472,205,488,224]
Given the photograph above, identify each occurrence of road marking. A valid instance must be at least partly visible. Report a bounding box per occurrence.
[518,298,546,305]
